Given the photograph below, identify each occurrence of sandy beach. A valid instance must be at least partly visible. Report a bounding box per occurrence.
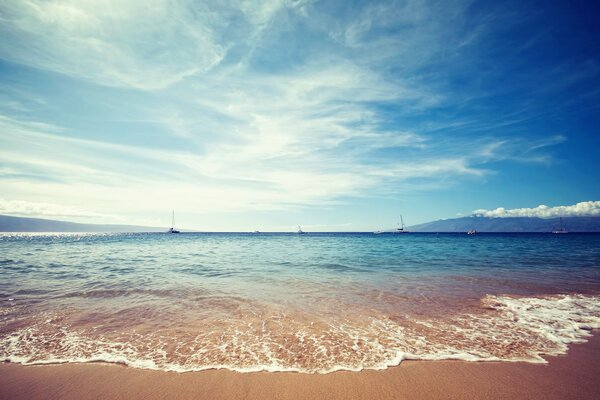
[1,332,598,400]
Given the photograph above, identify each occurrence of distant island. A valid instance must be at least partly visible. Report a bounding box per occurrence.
[2,214,600,233]
[0,215,163,232]
[409,216,600,233]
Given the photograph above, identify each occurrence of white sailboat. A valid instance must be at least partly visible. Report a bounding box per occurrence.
[394,215,409,233]
[552,217,567,234]
[168,210,180,234]
[297,225,305,234]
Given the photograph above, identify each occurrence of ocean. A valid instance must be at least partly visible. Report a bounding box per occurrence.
[1,232,599,373]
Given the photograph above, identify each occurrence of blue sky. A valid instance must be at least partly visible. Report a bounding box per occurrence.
[0,0,599,231]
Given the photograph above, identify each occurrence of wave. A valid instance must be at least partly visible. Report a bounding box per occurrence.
[1,294,598,373]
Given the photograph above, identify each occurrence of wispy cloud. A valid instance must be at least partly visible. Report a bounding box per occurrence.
[0,111,481,218]
[0,198,114,220]
[0,0,592,228]
[474,135,566,164]
[0,0,233,90]
[473,201,600,218]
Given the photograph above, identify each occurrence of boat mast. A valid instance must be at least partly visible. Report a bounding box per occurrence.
[172,210,175,230]
[400,215,405,230]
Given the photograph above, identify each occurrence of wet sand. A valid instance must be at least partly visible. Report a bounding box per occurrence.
[1,333,598,400]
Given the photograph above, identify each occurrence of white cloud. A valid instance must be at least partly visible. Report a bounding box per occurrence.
[0,107,487,227]
[0,198,113,220]
[469,135,566,166]
[473,201,600,218]
[0,0,291,90]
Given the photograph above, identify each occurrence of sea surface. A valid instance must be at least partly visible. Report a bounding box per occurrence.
[1,232,599,373]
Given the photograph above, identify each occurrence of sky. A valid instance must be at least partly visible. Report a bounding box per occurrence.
[0,0,599,231]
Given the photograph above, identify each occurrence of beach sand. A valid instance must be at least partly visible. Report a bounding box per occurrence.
[1,333,598,400]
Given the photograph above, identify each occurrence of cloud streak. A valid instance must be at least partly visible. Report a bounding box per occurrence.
[0,198,113,220]
[473,201,600,218]
[0,0,234,90]
[0,111,481,218]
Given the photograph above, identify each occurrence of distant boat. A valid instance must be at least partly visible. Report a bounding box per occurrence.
[373,230,385,234]
[167,210,180,234]
[467,230,478,235]
[552,217,568,234]
[394,215,409,233]
[253,230,260,234]
[297,225,305,234]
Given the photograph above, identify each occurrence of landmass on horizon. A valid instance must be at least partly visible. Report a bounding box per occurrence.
[2,213,600,233]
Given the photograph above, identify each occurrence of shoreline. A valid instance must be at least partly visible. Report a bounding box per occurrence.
[1,333,599,400]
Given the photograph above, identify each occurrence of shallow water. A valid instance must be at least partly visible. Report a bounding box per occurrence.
[1,232,599,372]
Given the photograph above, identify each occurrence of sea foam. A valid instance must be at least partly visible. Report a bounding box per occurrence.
[1,294,598,373]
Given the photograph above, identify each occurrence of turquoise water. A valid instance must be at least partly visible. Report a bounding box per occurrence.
[1,232,599,372]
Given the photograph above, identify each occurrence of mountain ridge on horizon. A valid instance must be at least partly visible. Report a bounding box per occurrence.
[409,216,600,232]
[0,214,165,233]
[1,214,600,233]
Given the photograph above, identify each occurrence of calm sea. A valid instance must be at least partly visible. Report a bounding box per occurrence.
[1,232,599,373]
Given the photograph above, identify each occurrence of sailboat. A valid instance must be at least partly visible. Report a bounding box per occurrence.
[297,225,305,234]
[552,217,567,234]
[168,210,180,234]
[394,215,409,233]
